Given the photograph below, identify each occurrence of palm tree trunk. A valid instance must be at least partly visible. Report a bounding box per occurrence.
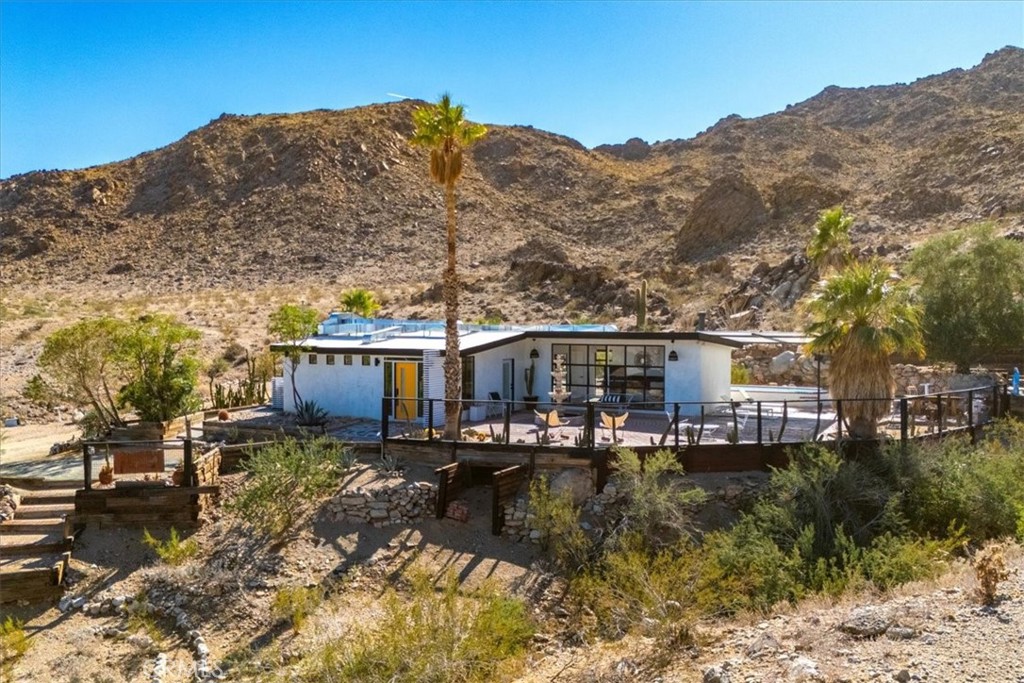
[442,181,462,440]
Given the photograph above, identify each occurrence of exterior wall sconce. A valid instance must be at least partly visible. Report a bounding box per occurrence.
[529,349,539,359]
[374,358,381,366]
[668,351,679,361]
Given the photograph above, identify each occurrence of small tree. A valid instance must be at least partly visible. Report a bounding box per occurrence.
[807,206,854,273]
[908,224,1024,373]
[117,315,202,422]
[268,304,320,410]
[37,317,129,432]
[339,288,381,318]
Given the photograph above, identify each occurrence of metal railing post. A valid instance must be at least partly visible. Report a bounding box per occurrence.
[381,398,390,442]
[83,441,92,491]
[936,394,944,435]
[836,400,844,442]
[427,398,434,441]
[183,436,194,488]
[673,403,680,449]
[756,401,763,445]
[900,397,908,445]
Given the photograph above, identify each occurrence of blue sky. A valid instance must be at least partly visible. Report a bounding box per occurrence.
[1,1,1021,178]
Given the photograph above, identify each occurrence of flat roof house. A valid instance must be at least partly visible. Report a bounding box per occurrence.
[270,313,750,422]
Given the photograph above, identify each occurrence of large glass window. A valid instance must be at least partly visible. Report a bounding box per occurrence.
[550,343,665,408]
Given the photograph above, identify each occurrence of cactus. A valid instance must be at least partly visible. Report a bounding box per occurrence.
[524,360,536,397]
[635,278,648,330]
[776,402,789,442]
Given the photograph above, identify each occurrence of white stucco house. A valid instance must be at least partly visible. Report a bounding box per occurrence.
[269,313,785,423]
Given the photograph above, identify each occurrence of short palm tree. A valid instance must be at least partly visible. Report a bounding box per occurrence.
[411,94,487,439]
[339,288,380,319]
[804,260,924,439]
[807,206,854,272]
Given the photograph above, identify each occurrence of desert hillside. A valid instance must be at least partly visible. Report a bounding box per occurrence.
[1,46,1022,417]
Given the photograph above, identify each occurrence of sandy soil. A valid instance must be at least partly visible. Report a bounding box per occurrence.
[0,422,81,463]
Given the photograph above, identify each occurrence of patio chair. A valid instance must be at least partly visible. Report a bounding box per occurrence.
[535,409,570,439]
[600,411,629,443]
[486,391,503,419]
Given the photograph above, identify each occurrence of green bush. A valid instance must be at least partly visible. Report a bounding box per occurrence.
[898,419,1024,541]
[526,475,590,573]
[300,571,533,683]
[142,527,199,565]
[227,436,343,536]
[272,585,323,632]
[730,363,752,385]
[609,448,706,549]
[572,534,704,640]
[1,616,29,679]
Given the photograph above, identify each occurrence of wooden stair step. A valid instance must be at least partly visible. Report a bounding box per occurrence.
[0,569,66,602]
[13,504,74,519]
[0,552,69,580]
[0,531,73,556]
[20,491,78,506]
[1,518,68,532]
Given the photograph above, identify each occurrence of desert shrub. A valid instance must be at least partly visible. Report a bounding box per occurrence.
[730,363,751,385]
[762,445,905,556]
[526,475,590,573]
[974,542,1009,605]
[608,448,706,549]
[142,527,199,565]
[572,534,704,640]
[559,449,707,636]
[272,585,323,631]
[694,443,962,613]
[898,419,1024,541]
[698,517,803,614]
[1,616,29,679]
[227,436,343,536]
[222,341,246,363]
[860,529,964,590]
[301,571,533,683]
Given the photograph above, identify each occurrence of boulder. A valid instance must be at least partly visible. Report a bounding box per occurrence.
[769,350,798,376]
[550,468,593,505]
[676,174,768,260]
[839,606,894,638]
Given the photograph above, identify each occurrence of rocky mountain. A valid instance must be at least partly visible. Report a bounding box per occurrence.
[2,46,1022,330]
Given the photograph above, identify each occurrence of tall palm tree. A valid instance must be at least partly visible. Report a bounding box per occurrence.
[804,260,924,439]
[807,206,854,273]
[411,94,487,439]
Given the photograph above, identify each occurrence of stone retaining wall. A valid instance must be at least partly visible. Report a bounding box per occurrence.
[326,481,437,528]
[193,448,221,513]
[734,347,998,397]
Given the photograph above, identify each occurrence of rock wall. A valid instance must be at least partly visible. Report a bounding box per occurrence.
[734,350,998,397]
[327,481,436,528]
[0,484,20,521]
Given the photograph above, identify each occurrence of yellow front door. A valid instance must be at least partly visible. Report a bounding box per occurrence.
[395,361,418,421]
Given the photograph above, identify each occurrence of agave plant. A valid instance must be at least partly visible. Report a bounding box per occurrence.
[295,400,329,427]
